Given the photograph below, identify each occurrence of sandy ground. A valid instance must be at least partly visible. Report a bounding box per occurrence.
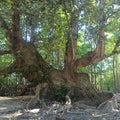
[0,96,120,120]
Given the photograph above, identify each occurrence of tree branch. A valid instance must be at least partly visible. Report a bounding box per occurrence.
[95,0,105,57]
[11,0,23,50]
[0,1,23,50]
[74,51,106,69]
[73,0,107,69]
[74,37,120,69]
[64,6,79,71]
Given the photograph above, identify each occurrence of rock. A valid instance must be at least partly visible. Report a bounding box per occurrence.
[97,100,114,113]
[0,96,120,120]
[113,94,118,109]
[102,118,106,120]
[116,93,120,103]
[97,93,118,113]
[55,116,65,120]
[28,108,40,113]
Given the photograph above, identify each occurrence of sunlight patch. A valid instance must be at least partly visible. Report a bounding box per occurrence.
[28,108,40,113]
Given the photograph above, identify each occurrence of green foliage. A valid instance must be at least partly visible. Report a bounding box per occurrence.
[0,74,18,96]
[53,84,69,101]
[77,32,91,58]
[0,74,17,84]
[103,78,114,92]
[0,54,14,69]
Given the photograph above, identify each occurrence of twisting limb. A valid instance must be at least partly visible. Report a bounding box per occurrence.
[73,51,106,69]
[73,36,120,69]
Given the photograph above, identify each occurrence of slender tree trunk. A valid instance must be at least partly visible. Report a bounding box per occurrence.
[115,54,120,92]
[113,55,117,92]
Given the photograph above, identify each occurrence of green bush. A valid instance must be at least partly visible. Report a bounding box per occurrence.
[53,84,69,102]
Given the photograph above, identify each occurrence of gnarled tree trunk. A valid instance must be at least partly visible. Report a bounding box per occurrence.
[0,0,119,110]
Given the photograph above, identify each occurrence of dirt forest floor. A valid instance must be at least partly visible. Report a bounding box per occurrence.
[0,96,120,120]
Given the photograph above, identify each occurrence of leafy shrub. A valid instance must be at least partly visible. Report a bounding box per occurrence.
[53,84,69,102]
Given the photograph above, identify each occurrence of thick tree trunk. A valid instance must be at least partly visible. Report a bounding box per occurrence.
[26,65,114,109]
[0,0,118,110]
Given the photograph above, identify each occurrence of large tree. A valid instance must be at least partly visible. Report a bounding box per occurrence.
[0,0,120,107]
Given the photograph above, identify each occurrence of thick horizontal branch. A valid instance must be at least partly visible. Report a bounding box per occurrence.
[0,50,12,55]
[73,51,106,69]
[74,45,120,69]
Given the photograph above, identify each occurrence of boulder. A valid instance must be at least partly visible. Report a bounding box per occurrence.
[115,93,120,103]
